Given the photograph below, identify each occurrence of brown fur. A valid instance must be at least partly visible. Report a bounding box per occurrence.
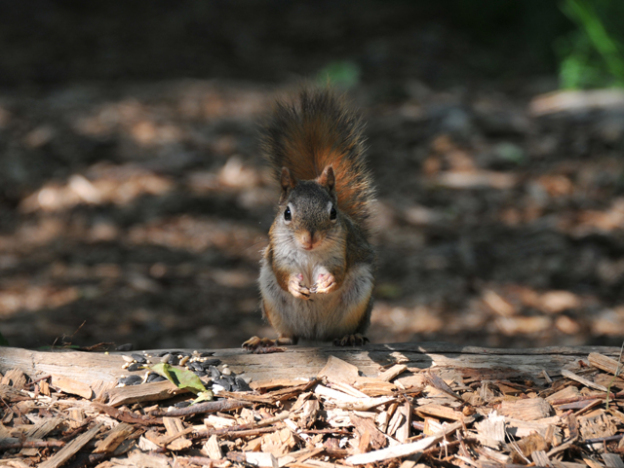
[264,243,289,291]
[262,88,374,230]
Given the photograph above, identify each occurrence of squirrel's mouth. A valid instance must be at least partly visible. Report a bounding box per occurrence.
[301,242,316,251]
[296,230,323,251]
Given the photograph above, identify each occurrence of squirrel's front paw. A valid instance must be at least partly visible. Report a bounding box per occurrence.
[310,271,336,294]
[288,274,311,300]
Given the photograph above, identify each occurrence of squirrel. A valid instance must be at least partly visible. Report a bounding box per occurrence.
[243,88,375,349]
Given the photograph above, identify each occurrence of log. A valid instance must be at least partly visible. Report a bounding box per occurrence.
[0,343,620,387]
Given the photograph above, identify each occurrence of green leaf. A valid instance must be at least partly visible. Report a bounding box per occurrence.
[151,362,207,395]
[316,61,361,89]
[494,142,526,165]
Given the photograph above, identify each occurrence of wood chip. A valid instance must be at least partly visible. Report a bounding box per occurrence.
[353,379,397,396]
[499,398,553,421]
[474,411,505,448]
[530,450,551,467]
[261,427,297,457]
[202,434,223,459]
[505,416,561,439]
[395,401,411,443]
[20,417,65,456]
[561,369,608,392]
[416,403,469,422]
[93,422,134,454]
[51,375,93,400]
[579,409,617,440]
[602,453,624,468]
[106,379,188,406]
[516,432,548,458]
[39,423,102,468]
[243,451,279,468]
[346,435,436,465]
[1,369,28,389]
[346,422,461,465]
[377,364,408,382]
[314,384,395,410]
[317,356,359,385]
[588,352,624,376]
[250,379,310,392]
[163,416,192,450]
[424,370,462,401]
[350,414,386,450]
[545,385,579,403]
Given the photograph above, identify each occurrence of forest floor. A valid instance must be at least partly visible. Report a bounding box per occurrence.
[1,2,624,351]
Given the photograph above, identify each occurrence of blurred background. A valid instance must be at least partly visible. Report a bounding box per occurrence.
[1,0,624,350]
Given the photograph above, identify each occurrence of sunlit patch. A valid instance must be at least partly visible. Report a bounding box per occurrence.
[592,307,624,336]
[49,262,122,281]
[187,157,272,193]
[186,158,276,209]
[20,164,174,213]
[0,105,11,128]
[130,120,183,146]
[218,157,263,188]
[23,125,55,148]
[371,303,443,339]
[482,285,584,316]
[573,197,624,234]
[537,290,581,314]
[537,174,573,197]
[199,268,257,288]
[482,289,516,317]
[555,315,581,335]
[434,171,517,190]
[0,218,65,253]
[126,215,267,261]
[171,81,268,119]
[72,82,269,145]
[495,316,552,335]
[0,283,79,317]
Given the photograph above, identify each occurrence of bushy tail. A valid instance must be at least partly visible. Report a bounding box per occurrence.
[261,88,374,228]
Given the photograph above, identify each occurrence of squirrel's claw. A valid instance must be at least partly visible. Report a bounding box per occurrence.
[334,333,369,347]
[242,335,296,352]
[288,274,311,299]
[242,336,273,350]
[311,272,336,294]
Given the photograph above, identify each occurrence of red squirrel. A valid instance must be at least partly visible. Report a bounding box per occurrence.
[243,88,375,349]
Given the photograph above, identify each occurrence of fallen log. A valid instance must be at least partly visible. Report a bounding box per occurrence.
[0,342,619,386]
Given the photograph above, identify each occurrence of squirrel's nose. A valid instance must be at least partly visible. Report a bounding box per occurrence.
[299,230,316,250]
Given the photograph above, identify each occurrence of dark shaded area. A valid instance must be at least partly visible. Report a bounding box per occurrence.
[1,1,624,350]
[0,1,568,89]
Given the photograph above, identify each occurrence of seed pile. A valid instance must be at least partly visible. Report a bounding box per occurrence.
[117,350,251,393]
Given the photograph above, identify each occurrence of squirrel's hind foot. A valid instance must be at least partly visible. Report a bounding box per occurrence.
[242,335,297,351]
[333,333,369,347]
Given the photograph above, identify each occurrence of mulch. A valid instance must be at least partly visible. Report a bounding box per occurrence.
[1,348,624,467]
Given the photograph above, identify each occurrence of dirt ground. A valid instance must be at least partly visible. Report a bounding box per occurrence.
[2,2,624,351]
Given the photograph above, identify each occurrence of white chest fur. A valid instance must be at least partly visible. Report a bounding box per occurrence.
[259,240,374,341]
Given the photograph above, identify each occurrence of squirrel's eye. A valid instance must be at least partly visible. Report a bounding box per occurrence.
[330,206,337,220]
[284,207,292,221]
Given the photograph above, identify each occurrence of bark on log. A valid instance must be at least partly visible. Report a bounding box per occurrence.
[0,343,619,387]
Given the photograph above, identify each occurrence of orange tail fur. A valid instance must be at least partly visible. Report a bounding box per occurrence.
[261,88,374,228]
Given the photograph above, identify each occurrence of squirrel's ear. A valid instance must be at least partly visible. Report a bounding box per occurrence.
[318,165,335,193]
[280,167,297,192]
